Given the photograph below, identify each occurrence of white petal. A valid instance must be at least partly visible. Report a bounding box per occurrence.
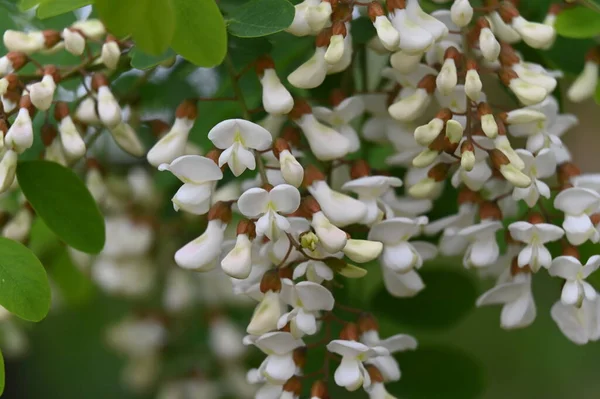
[334,357,363,391]
[269,184,301,214]
[237,188,269,217]
[296,281,335,311]
[561,280,582,306]
[549,256,582,280]
[159,155,222,184]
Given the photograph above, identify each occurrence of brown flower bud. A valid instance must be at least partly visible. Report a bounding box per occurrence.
[591,213,600,226]
[175,99,198,120]
[357,313,379,333]
[289,98,312,120]
[417,74,437,94]
[316,28,333,48]
[43,65,60,83]
[281,126,302,148]
[42,30,61,49]
[479,201,502,220]
[41,123,57,147]
[460,140,475,155]
[205,149,222,166]
[477,102,493,117]
[444,46,462,66]
[499,43,521,66]
[427,163,451,182]
[6,52,28,71]
[207,201,233,223]
[293,347,307,368]
[91,73,109,91]
[283,376,302,395]
[489,149,511,169]
[557,162,581,186]
[272,138,291,159]
[85,158,103,172]
[255,55,276,76]
[387,0,406,12]
[436,108,453,122]
[350,160,371,179]
[278,266,294,280]
[498,2,520,23]
[4,74,20,92]
[237,219,257,239]
[368,1,385,21]
[458,187,481,204]
[332,21,347,37]
[585,47,600,64]
[366,365,385,384]
[527,212,545,225]
[466,58,479,71]
[19,95,35,117]
[311,380,329,399]
[340,322,360,341]
[260,269,282,293]
[303,164,326,187]
[330,88,347,107]
[54,101,71,121]
[302,196,322,214]
[562,244,580,259]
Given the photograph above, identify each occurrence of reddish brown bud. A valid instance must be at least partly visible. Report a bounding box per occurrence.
[42,65,60,83]
[498,67,518,86]
[461,140,475,155]
[237,219,257,239]
[85,158,103,172]
[303,164,326,187]
[528,213,545,225]
[489,149,511,169]
[499,43,521,66]
[548,4,563,16]
[477,102,493,117]
[558,162,581,186]
[458,187,481,204]
[350,160,371,180]
[302,196,322,214]
[427,163,451,182]
[279,266,294,280]
[417,74,437,94]
[289,99,312,120]
[281,126,302,147]
[293,347,307,368]
[6,52,28,71]
[91,73,109,91]
[282,376,302,395]
[272,138,291,159]
[444,46,462,65]
[387,0,406,12]
[205,149,222,166]
[4,74,20,92]
[41,124,57,147]
[260,269,282,293]
[42,30,61,48]
[255,55,276,76]
[330,88,347,107]
[498,2,520,23]
[357,313,379,333]
[368,1,385,21]
[311,380,329,399]
[366,365,385,384]
[339,323,360,341]
[591,213,600,226]
[475,16,491,30]
[54,101,70,121]
[332,21,347,37]
[585,47,600,64]
[562,244,580,259]
[175,99,198,120]
[479,201,502,220]
[207,201,233,223]
[466,58,479,71]
[19,95,35,117]
[316,28,333,47]
[436,108,453,122]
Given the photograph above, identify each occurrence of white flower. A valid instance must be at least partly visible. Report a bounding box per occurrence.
[62,28,85,55]
[2,208,33,242]
[476,272,536,329]
[508,221,564,272]
[3,30,46,54]
[479,27,500,62]
[260,68,294,115]
[293,260,334,284]
[277,279,334,337]
[343,239,383,264]
[101,40,120,69]
[388,88,432,122]
[278,149,304,188]
[208,119,272,176]
[325,32,346,65]
[512,149,555,207]
[568,60,599,103]
[308,179,367,227]
[313,96,364,153]
[251,332,304,384]
[286,0,319,36]
[175,219,227,271]
[368,217,435,274]
[488,11,521,43]
[159,155,223,214]
[311,210,347,253]
[237,184,301,240]
[554,187,600,246]
[147,120,193,167]
[450,0,473,27]
[29,74,57,111]
[5,107,33,153]
[406,0,448,40]
[71,19,106,40]
[247,291,284,335]
[425,203,477,256]
[327,340,389,391]
[389,7,433,55]
[221,231,254,280]
[551,297,600,345]
[75,97,100,125]
[294,112,351,161]
[549,256,600,306]
[109,123,145,157]
[361,331,417,382]
[510,16,556,49]
[0,150,17,194]
[367,383,399,399]
[373,15,400,51]
[288,47,327,89]
[342,176,403,225]
[97,85,122,128]
[458,220,503,268]
[306,1,332,32]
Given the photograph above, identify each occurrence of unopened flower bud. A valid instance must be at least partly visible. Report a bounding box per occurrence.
[445,119,463,144]
[247,290,282,335]
[109,123,145,157]
[101,37,121,70]
[0,52,28,77]
[451,0,473,27]
[343,239,383,263]
[478,18,500,62]
[62,28,85,55]
[29,66,58,111]
[0,150,18,194]
[339,322,360,341]
[325,22,347,65]
[499,68,547,105]
[311,380,329,399]
[5,97,34,153]
[147,100,197,166]
[567,48,600,103]
[436,47,460,95]
[369,2,400,51]
[414,108,451,146]
[465,60,482,102]
[93,74,122,128]
[460,141,475,171]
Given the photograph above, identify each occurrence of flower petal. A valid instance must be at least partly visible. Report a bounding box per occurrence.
[237,188,269,217]
[269,184,301,214]
[159,155,222,184]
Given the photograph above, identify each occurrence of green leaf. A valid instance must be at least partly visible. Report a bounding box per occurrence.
[130,47,176,69]
[0,238,51,322]
[170,0,227,66]
[95,0,175,55]
[595,82,600,105]
[17,161,105,254]
[36,0,93,18]
[18,0,39,10]
[371,269,478,330]
[555,6,600,38]
[227,0,295,38]
[351,17,376,45]
[0,349,4,396]
[388,345,486,399]
[48,249,95,307]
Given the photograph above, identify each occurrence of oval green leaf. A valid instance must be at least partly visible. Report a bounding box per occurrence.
[95,0,175,55]
[555,6,600,39]
[0,238,51,322]
[227,0,295,38]
[169,0,227,67]
[388,346,486,399]
[17,160,105,254]
[36,0,93,19]
[371,269,478,330]
[130,47,177,70]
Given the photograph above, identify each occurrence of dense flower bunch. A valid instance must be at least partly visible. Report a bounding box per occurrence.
[1,0,600,398]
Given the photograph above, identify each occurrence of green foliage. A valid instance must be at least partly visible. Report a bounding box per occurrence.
[19,0,93,18]
[170,0,227,67]
[0,349,4,397]
[389,345,486,399]
[350,17,376,45]
[48,249,95,307]
[95,0,175,55]
[226,0,295,38]
[595,82,600,105]
[371,269,478,330]
[0,238,51,322]
[17,161,105,254]
[130,47,176,70]
[555,6,600,39]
